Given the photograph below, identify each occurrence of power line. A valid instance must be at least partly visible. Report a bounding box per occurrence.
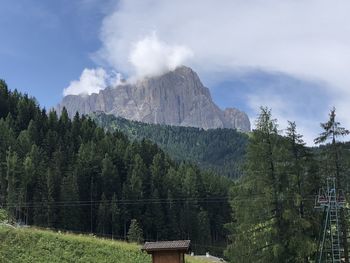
[2,194,319,209]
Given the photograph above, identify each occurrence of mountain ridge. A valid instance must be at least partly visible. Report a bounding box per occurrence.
[57,66,250,131]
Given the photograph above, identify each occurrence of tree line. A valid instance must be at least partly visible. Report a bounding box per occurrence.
[225,107,350,262]
[0,80,231,254]
[91,112,248,179]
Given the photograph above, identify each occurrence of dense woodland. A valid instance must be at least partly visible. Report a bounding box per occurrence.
[0,80,232,254]
[91,112,248,178]
[225,108,350,262]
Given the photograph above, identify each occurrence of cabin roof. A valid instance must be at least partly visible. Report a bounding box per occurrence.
[142,240,191,252]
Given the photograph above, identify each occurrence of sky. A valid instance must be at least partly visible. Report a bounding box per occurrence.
[1,0,350,144]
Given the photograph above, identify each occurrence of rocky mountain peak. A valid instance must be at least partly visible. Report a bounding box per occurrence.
[57,66,251,132]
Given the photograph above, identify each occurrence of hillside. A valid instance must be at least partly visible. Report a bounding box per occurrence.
[91,112,248,178]
[0,226,209,263]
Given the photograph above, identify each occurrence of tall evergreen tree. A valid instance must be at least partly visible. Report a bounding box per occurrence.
[110,193,120,239]
[315,107,350,262]
[127,219,144,244]
[226,108,296,262]
[284,121,319,262]
[46,168,56,227]
[6,147,20,221]
[60,172,80,231]
[101,154,119,199]
[97,193,109,235]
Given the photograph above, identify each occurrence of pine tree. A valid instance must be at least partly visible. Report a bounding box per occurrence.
[197,209,211,246]
[6,147,20,221]
[46,168,55,227]
[226,107,287,262]
[23,153,34,224]
[150,153,167,197]
[110,193,120,239]
[149,189,166,240]
[97,193,109,235]
[284,121,318,262]
[315,107,350,262]
[0,80,10,119]
[60,172,80,231]
[101,154,119,199]
[0,120,15,205]
[127,154,145,220]
[127,219,144,244]
[30,145,47,227]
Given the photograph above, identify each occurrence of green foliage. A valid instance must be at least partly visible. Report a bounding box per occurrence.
[314,107,350,262]
[127,219,144,244]
[225,108,320,263]
[0,226,149,263]
[0,80,229,255]
[91,112,248,178]
[0,209,8,222]
[0,226,207,263]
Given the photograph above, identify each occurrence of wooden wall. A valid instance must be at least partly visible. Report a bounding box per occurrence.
[152,251,184,263]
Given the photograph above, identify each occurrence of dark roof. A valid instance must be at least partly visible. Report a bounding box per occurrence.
[142,240,191,252]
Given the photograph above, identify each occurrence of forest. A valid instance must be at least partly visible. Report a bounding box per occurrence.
[225,107,350,262]
[0,80,231,254]
[91,112,248,178]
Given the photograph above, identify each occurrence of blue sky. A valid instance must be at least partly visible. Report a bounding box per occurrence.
[0,0,105,107]
[1,0,350,144]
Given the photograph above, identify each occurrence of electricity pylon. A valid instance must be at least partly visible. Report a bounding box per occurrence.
[315,177,346,263]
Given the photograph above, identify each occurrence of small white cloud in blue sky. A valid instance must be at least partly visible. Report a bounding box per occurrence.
[63,68,122,96]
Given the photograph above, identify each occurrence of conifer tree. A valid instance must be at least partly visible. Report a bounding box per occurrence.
[97,193,109,235]
[315,107,350,262]
[284,121,318,262]
[101,154,119,199]
[46,168,55,227]
[197,209,211,245]
[6,147,20,221]
[226,108,287,262]
[127,219,144,244]
[127,154,145,220]
[60,173,80,231]
[110,193,120,239]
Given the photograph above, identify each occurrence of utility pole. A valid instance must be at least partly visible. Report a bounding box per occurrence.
[315,177,346,263]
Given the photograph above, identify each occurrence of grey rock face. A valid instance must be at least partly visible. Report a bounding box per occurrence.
[57,66,251,131]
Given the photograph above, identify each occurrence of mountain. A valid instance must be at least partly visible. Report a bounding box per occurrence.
[57,66,250,131]
[91,112,248,178]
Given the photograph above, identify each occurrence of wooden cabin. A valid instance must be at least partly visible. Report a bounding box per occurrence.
[142,240,191,263]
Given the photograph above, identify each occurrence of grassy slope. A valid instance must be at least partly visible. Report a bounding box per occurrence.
[0,226,209,263]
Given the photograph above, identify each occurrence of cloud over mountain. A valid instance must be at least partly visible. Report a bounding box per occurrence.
[65,0,350,144]
[128,32,193,78]
[63,68,122,96]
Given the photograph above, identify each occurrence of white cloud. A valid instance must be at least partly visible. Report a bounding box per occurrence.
[128,32,193,78]
[63,68,122,96]
[91,0,350,143]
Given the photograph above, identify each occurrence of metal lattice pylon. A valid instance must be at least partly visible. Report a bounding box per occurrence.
[315,177,346,263]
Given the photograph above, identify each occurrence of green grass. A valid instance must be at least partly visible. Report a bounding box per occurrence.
[0,226,209,263]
